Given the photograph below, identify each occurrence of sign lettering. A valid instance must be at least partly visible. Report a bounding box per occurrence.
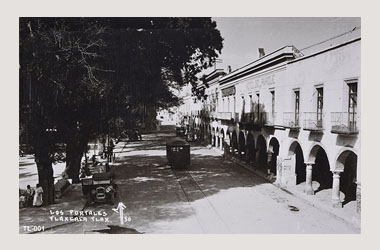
[222,86,236,97]
[246,74,276,91]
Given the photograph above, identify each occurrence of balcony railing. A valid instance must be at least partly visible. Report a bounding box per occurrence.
[331,112,358,134]
[217,112,232,120]
[261,112,277,126]
[241,112,264,125]
[303,112,324,131]
[283,112,300,129]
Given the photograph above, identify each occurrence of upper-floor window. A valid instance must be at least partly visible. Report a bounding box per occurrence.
[227,97,230,112]
[348,81,358,128]
[294,90,300,125]
[256,93,260,113]
[316,87,323,124]
[271,90,275,114]
[348,82,357,114]
[249,95,253,112]
[241,96,245,113]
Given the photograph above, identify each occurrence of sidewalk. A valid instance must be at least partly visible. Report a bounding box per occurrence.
[19,150,114,234]
[19,184,87,234]
[211,147,361,230]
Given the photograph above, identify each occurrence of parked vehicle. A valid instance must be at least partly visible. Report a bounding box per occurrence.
[81,172,118,205]
[126,129,142,141]
[166,137,190,169]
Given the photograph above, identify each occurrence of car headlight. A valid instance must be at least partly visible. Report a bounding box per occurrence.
[106,186,113,193]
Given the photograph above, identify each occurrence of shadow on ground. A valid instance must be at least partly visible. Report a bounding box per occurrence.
[109,133,269,230]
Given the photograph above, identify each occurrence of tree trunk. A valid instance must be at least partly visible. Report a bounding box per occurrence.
[65,138,86,183]
[35,152,55,206]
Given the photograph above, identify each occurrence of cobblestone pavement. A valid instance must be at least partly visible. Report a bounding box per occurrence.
[19,131,360,234]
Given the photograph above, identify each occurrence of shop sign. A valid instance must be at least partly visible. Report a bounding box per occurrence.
[246,74,276,91]
[222,86,236,97]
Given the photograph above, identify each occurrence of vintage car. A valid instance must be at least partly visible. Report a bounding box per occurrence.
[81,172,118,205]
[126,129,142,141]
[166,137,190,169]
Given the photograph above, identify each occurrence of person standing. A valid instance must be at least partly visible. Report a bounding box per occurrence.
[26,185,35,207]
[108,139,115,162]
[33,183,43,207]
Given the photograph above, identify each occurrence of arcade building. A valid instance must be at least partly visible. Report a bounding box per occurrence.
[180,36,360,213]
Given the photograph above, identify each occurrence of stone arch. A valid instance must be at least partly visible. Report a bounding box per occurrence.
[308,144,332,193]
[334,147,358,172]
[268,137,280,175]
[238,131,246,159]
[256,135,267,170]
[336,149,358,205]
[307,142,330,164]
[246,133,255,164]
[289,140,306,185]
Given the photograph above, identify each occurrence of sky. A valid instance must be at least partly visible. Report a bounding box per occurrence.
[204,17,361,75]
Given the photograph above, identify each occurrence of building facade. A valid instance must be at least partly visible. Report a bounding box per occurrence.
[179,37,361,212]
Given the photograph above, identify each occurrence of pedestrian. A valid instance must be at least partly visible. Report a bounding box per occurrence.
[108,139,115,162]
[26,185,35,207]
[99,163,106,173]
[33,183,43,207]
[105,162,110,172]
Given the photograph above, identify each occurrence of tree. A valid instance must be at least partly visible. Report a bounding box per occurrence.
[103,17,223,130]
[20,18,112,198]
[19,17,223,198]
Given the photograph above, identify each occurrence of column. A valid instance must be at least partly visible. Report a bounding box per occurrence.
[216,135,219,148]
[220,136,224,151]
[305,163,314,195]
[332,172,342,208]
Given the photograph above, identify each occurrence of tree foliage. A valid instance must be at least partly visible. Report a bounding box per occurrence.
[19,17,223,195]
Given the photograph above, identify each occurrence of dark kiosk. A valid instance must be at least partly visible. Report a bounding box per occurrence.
[166,137,190,169]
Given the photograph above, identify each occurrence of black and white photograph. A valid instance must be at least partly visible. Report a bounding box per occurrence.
[17,15,364,235]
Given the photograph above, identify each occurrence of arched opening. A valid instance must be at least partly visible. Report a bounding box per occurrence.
[246,133,255,164]
[208,125,212,145]
[231,131,238,156]
[256,135,267,170]
[226,131,231,145]
[337,151,358,205]
[289,141,306,185]
[310,145,332,193]
[216,128,220,148]
[212,127,216,147]
[269,137,280,175]
[204,124,207,143]
[200,124,203,141]
[238,131,246,159]
[225,130,231,154]
[220,129,225,150]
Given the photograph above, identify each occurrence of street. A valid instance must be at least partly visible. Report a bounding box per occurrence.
[19,130,360,234]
